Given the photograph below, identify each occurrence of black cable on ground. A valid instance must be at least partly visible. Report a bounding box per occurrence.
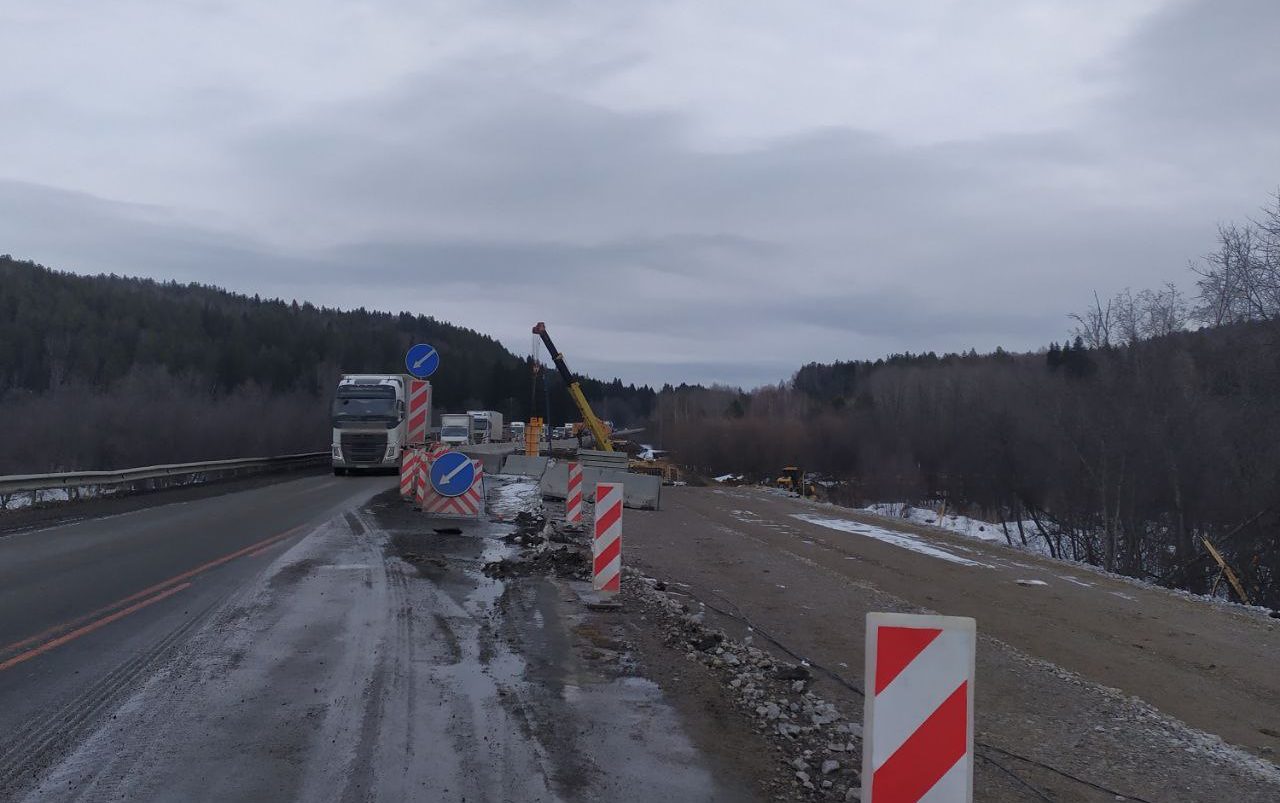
[668,582,1160,803]
[980,744,1159,803]
[977,752,1054,803]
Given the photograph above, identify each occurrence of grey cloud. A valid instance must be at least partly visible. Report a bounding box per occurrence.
[3,0,1278,388]
[327,232,780,288]
[1114,0,1280,132]
[770,292,1060,342]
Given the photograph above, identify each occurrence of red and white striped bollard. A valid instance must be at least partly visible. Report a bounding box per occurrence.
[415,450,429,509]
[592,482,623,594]
[566,461,583,525]
[400,449,419,498]
[406,380,431,446]
[862,612,976,802]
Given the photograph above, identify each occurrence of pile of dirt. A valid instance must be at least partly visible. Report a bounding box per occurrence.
[500,509,550,546]
[486,522,591,578]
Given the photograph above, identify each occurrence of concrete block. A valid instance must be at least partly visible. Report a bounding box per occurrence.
[577,448,629,470]
[501,454,549,478]
[460,443,516,474]
[540,462,662,511]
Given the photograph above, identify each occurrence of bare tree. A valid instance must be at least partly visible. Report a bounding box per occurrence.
[1070,291,1115,348]
[1138,283,1189,339]
[1192,222,1274,325]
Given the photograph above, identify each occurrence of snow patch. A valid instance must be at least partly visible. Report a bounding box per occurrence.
[792,514,993,568]
[861,502,1069,560]
[1057,575,1094,588]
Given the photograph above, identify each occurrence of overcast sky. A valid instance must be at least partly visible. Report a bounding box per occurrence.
[2,1,1277,387]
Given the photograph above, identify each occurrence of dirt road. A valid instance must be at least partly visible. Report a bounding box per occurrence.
[623,485,1280,802]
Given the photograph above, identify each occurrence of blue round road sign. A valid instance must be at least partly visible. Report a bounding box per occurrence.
[405,343,440,379]
[430,451,475,497]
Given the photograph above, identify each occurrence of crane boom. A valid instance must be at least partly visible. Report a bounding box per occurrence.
[532,321,614,452]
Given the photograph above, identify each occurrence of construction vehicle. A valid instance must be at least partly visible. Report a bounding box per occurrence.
[569,420,613,445]
[532,322,614,452]
[629,458,680,485]
[777,466,816,498]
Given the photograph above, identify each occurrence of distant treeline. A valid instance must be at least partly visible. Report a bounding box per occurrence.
[659,191,1280,608]
[0,257,654,472]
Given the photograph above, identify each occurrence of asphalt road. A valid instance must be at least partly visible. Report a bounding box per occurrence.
[0,472,741,802]
[0,473,390,796]
[624,485,1280,802]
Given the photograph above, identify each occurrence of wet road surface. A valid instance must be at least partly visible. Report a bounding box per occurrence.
[0,473,744,801]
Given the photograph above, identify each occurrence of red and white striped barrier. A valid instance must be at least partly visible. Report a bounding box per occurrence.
[566,461,583,525]
[399,449,419,498]
[407,380,431,446]
[414,453,430,509]
[426,442,450,462]
[862,613,975,803]
[592,482,622,594]
[421,459,485,517]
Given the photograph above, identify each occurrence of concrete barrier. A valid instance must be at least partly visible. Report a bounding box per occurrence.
[460,443,516,475]
[500,454,550,478]
[577,448,629,470]
[540,462,662,511]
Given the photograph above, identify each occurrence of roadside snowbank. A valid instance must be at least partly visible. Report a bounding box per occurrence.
[861,502,1057,557]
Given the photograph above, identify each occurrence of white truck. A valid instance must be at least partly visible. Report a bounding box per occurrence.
[510,421,525,443]
[440,413,474,446]
[467,410,504,444]
[330,374,414,475]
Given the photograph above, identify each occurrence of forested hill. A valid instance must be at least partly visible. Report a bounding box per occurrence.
[0,255,653,471]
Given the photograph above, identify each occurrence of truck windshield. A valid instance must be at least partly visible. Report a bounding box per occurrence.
[332,390,397,420]
[441,426,469,438]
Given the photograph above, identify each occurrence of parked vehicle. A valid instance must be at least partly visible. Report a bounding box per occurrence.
[440,414,474,446]
[330,374,412,475]
[510,421,525,443]
[467,410,504,443]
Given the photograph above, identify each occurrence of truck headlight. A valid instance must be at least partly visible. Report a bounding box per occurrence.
[385,444,398,460]
[331,445,342,459]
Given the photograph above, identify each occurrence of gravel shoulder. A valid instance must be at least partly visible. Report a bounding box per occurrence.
[619,485,1280,802]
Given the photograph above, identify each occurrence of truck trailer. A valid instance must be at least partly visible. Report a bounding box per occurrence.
[467,410,504,444]
[440,413,474,446]
[330,374,414,475]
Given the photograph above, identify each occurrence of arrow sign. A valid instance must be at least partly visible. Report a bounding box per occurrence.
[405,343,440,379]
[430,450,475,497]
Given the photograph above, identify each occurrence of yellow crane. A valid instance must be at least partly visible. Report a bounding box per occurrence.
[532,322,614,452]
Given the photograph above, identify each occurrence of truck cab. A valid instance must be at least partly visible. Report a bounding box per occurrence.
[439,414,474,446]
[330,375,411,475]
[467,410,504,444]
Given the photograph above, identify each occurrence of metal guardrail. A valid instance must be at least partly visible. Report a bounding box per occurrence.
[0,452,330,498]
